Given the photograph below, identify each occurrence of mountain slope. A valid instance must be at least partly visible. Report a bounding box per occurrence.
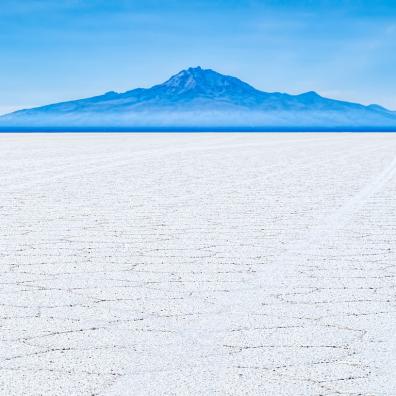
[1,67,396,130]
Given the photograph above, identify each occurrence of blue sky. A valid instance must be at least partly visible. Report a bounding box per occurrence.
[1,0,395,114]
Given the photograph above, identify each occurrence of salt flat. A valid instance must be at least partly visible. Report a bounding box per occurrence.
[1,133,396,396]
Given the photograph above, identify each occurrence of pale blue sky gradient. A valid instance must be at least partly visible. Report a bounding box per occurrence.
[1,0,395,114]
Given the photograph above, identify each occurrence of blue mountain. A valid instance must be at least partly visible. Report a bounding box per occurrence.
[1,66,396,130]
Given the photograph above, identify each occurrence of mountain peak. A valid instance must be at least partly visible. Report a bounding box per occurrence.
[162,67,216,89]
[159,66,257,96]
[187,66,203,72]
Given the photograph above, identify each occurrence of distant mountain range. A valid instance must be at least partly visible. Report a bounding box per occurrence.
[1,67,396,131]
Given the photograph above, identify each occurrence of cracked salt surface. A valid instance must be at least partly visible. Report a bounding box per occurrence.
[1,132,396,395]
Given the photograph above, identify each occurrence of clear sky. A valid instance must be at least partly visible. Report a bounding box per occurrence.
[1,0,395,115]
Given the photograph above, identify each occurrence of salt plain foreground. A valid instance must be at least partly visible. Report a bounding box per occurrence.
[1,132,396,396]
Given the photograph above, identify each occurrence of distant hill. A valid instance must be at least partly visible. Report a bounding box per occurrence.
[1,66,396,131]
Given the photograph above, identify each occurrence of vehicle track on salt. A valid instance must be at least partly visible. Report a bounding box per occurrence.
[105,135,396,396]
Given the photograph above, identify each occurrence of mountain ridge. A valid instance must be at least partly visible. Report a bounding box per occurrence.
[1,66,396,130]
